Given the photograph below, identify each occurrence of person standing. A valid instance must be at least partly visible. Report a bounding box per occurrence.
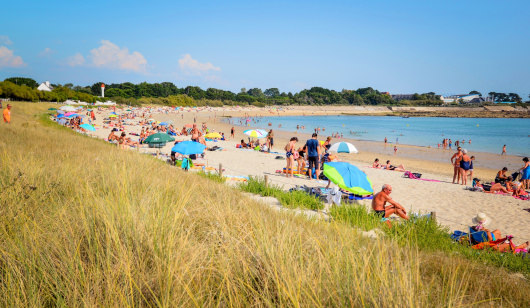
[267,129,274,150]
[305,133,321,180]
[459,149,471,186]
[393,145,397,155]
[284,137,298,178]
[3,104,12,124]
[451,147,463,184]
[501,145,506,156]
[384,136,387,146]
[230,127,235,139]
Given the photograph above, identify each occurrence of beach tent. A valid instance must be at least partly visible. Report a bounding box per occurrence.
[329,142,358,154]
[323,162,373,195]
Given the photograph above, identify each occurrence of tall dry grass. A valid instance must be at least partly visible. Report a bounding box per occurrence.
[0,102,528,307]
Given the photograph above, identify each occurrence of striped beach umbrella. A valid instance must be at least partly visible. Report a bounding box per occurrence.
[243,129,268,139]
[329,142,358,154]
[323,162,373,195]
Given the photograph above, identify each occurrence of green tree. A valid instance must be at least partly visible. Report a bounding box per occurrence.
[4,77,38,88]
[264,88,280,97]
[469,90,482,96]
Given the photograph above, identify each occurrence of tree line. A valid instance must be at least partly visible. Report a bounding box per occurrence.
[2,77,528,106]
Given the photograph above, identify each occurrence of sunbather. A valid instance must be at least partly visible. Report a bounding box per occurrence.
[372,184,409,220]
[384,160,405,172]
[372,158,381,168]
[474,179,510,193]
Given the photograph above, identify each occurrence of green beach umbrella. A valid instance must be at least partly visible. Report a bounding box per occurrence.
[144,133,175,145]
[323,162,373,195]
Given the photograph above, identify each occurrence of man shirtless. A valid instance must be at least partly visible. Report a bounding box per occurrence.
[191,124,201,141]
[372,184,409,220]
[451,147,463,184]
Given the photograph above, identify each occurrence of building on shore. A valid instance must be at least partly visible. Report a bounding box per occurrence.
[37,81,53,92]
[440,94,493,104]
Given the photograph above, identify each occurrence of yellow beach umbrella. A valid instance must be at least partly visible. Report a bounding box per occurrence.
[109,114,117,118]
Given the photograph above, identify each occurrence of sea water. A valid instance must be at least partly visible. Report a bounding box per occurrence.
[231,115,530,156]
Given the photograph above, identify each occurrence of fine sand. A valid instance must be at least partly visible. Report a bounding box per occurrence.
[84,105,530,244]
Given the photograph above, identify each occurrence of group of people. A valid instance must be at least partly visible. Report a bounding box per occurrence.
[473,159,530,197]
[284,134,335,179]
[372,158,406,172]
[439,138,471,150]
[451,147,475,186]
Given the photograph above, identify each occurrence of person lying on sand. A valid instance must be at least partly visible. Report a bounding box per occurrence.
[384,160,405,172]
[474,179,510,194]
[372,184,409,220]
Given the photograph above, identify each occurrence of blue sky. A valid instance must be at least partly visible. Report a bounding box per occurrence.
[1,0,529,98]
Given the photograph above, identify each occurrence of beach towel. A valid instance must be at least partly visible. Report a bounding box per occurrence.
[403,171,441,182]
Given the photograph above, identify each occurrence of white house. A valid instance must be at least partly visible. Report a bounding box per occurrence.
[37,81,53,92]
[441,94,480,104]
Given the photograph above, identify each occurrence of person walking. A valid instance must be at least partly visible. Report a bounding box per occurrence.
[501,145,506,156]
[3,104,12,124]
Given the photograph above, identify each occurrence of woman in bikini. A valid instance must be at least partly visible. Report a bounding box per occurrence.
[285,137,298,178]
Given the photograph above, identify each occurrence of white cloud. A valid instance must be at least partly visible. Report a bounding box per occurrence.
[67,52,85,66]
[39,47,54,57]
[0,46,25,68]
[0,35,12,45]
[178,54,220,75]
[90,40,147,72]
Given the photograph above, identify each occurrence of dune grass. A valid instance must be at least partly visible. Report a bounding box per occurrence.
[0,101,529,306]
[238,176,324,210]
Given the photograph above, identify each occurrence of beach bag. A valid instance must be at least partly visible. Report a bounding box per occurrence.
[293,151,299,159]
[412,173,422,178]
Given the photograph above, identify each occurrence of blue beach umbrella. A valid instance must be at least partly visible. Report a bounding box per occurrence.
[56,114,65,118]
[80,124,96,131]
[323,162,373,195]
[329,142,358,154]
[159,122,170,126]
[171,141,206,155]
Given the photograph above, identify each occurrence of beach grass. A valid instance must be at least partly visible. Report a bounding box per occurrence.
[330,203,530,276]
[1,101,529,306]
[238,176,324,210]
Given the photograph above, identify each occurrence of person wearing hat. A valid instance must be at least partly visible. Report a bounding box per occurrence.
[472,213,501,242]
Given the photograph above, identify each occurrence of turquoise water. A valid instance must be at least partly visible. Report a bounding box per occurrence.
[231,115,530,156]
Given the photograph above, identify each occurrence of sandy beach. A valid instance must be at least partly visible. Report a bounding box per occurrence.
[84,105,530,243]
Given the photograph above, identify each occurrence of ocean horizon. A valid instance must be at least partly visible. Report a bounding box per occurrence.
[230,115,530,157]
